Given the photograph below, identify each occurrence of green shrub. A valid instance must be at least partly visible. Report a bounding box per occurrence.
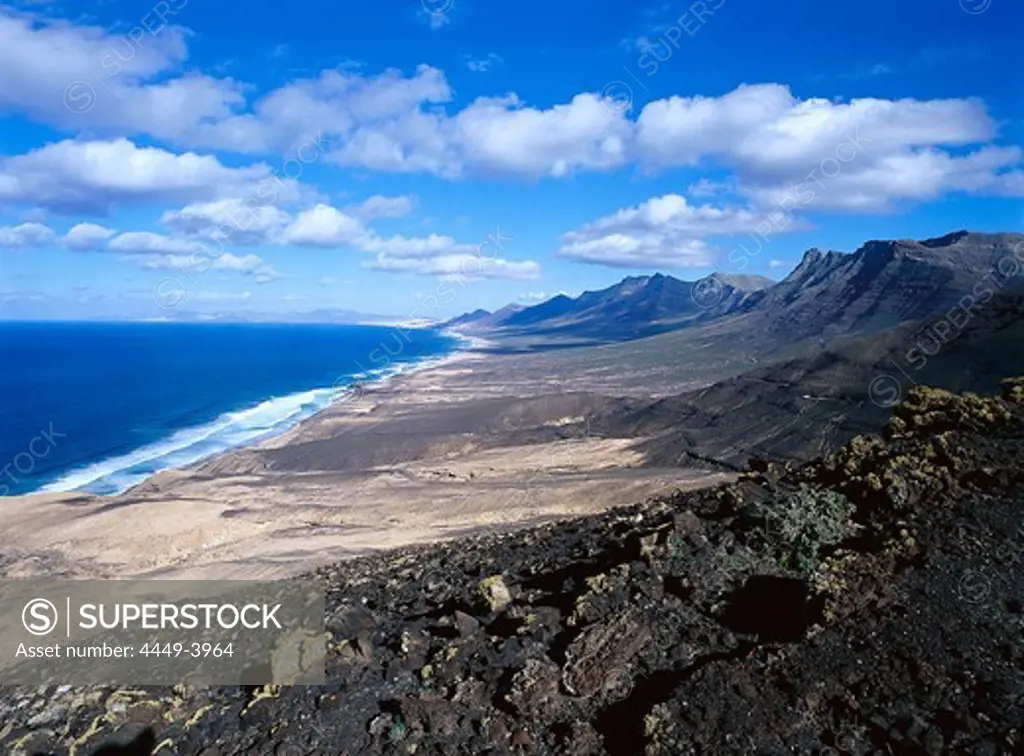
[760,486,857,573]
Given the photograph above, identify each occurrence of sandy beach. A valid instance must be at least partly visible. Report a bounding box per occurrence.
[0,345,733,580]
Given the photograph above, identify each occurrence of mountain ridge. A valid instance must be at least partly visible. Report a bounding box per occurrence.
[448,230,1024,347]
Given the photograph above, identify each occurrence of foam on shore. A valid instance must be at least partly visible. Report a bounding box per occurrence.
[38,343,474,496]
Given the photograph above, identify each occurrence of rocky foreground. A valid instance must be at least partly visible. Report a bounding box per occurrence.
[3,380,1024,755]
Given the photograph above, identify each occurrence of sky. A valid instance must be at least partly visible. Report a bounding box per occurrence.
[0,0,1020,321]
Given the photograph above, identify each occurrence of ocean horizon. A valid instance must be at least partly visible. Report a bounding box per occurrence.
[0,321,462,496]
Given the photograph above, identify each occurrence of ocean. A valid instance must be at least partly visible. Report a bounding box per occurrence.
[0,321,461,496]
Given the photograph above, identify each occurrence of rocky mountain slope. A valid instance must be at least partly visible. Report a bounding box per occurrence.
[450,231,1024,349]
[6,379,1023,755]
[733,231,1024,342]
[588,286,1024,469]
[446,272,772,342]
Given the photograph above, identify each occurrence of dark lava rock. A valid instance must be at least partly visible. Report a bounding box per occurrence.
[2,381,1023,755]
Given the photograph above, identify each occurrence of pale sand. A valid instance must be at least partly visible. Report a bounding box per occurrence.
[0,349,733,580]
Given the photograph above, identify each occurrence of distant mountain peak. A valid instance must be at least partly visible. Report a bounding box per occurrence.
[707,271,773,291]
[920,230,972,247]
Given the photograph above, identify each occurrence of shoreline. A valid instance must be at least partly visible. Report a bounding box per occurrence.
[0,339,734,580]
[29,328,478,498]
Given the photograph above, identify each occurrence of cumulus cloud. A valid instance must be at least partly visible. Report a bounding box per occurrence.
[62,222,116,250]
[0,9,243,142]
[350,194,416,220]
[3,8,1018,206]
[277,204,368,247]
[313,90,632,178]
[636,83,1017,211]
[102,197,541,281]
[272,204,536,279]
[141,250,283,283]
[0,138,298,214]
[184,65,453,154]
[107,232,284,282]
[553,84,1023,268]
[109,231,202,255]
[228,75,1018,200]
[0,221,54,247]
[160,198,292,245]
[358,233,477,259]
[557,194,785,268]
[742,145,1024,212]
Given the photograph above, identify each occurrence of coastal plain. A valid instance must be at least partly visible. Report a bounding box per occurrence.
[0,347,733,580]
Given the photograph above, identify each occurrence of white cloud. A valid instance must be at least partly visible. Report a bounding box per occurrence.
[350,194,415,220]
[0,221,54,247]
[135,249,283,282]
[636,84,1016,211]
[0,138,297,214]
[190,290,252,302]
[636,84,799,168]
[686,178,733,198]
[518,291,561,302]
[743,145,1024,212]
[557,194,785,268]
[183,65,453,154]
[0,9,243,142]
[466,53,503,73]
[450,93,631,178]
[368,253,540,280]
[274,203,537,280]
[278,204,368,247]
[62,222,116,250]
[358,233,476,259]
[3,7,1016,206]
[768,259,789,269]
[109,231,201,255]
[160,198,292,245]
[75,192,539,281]
[107,232,283,282]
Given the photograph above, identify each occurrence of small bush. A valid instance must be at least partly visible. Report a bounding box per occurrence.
[760,486,857,573]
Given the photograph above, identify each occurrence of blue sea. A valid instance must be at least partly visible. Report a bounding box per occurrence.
[0,322,461,496]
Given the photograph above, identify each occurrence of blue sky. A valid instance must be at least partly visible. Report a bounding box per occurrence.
[0,0,1020,320]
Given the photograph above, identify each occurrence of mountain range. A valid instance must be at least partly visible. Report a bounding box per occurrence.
[446,272,773,342]
[447,231,1024,347]
[439,230,1024,469]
